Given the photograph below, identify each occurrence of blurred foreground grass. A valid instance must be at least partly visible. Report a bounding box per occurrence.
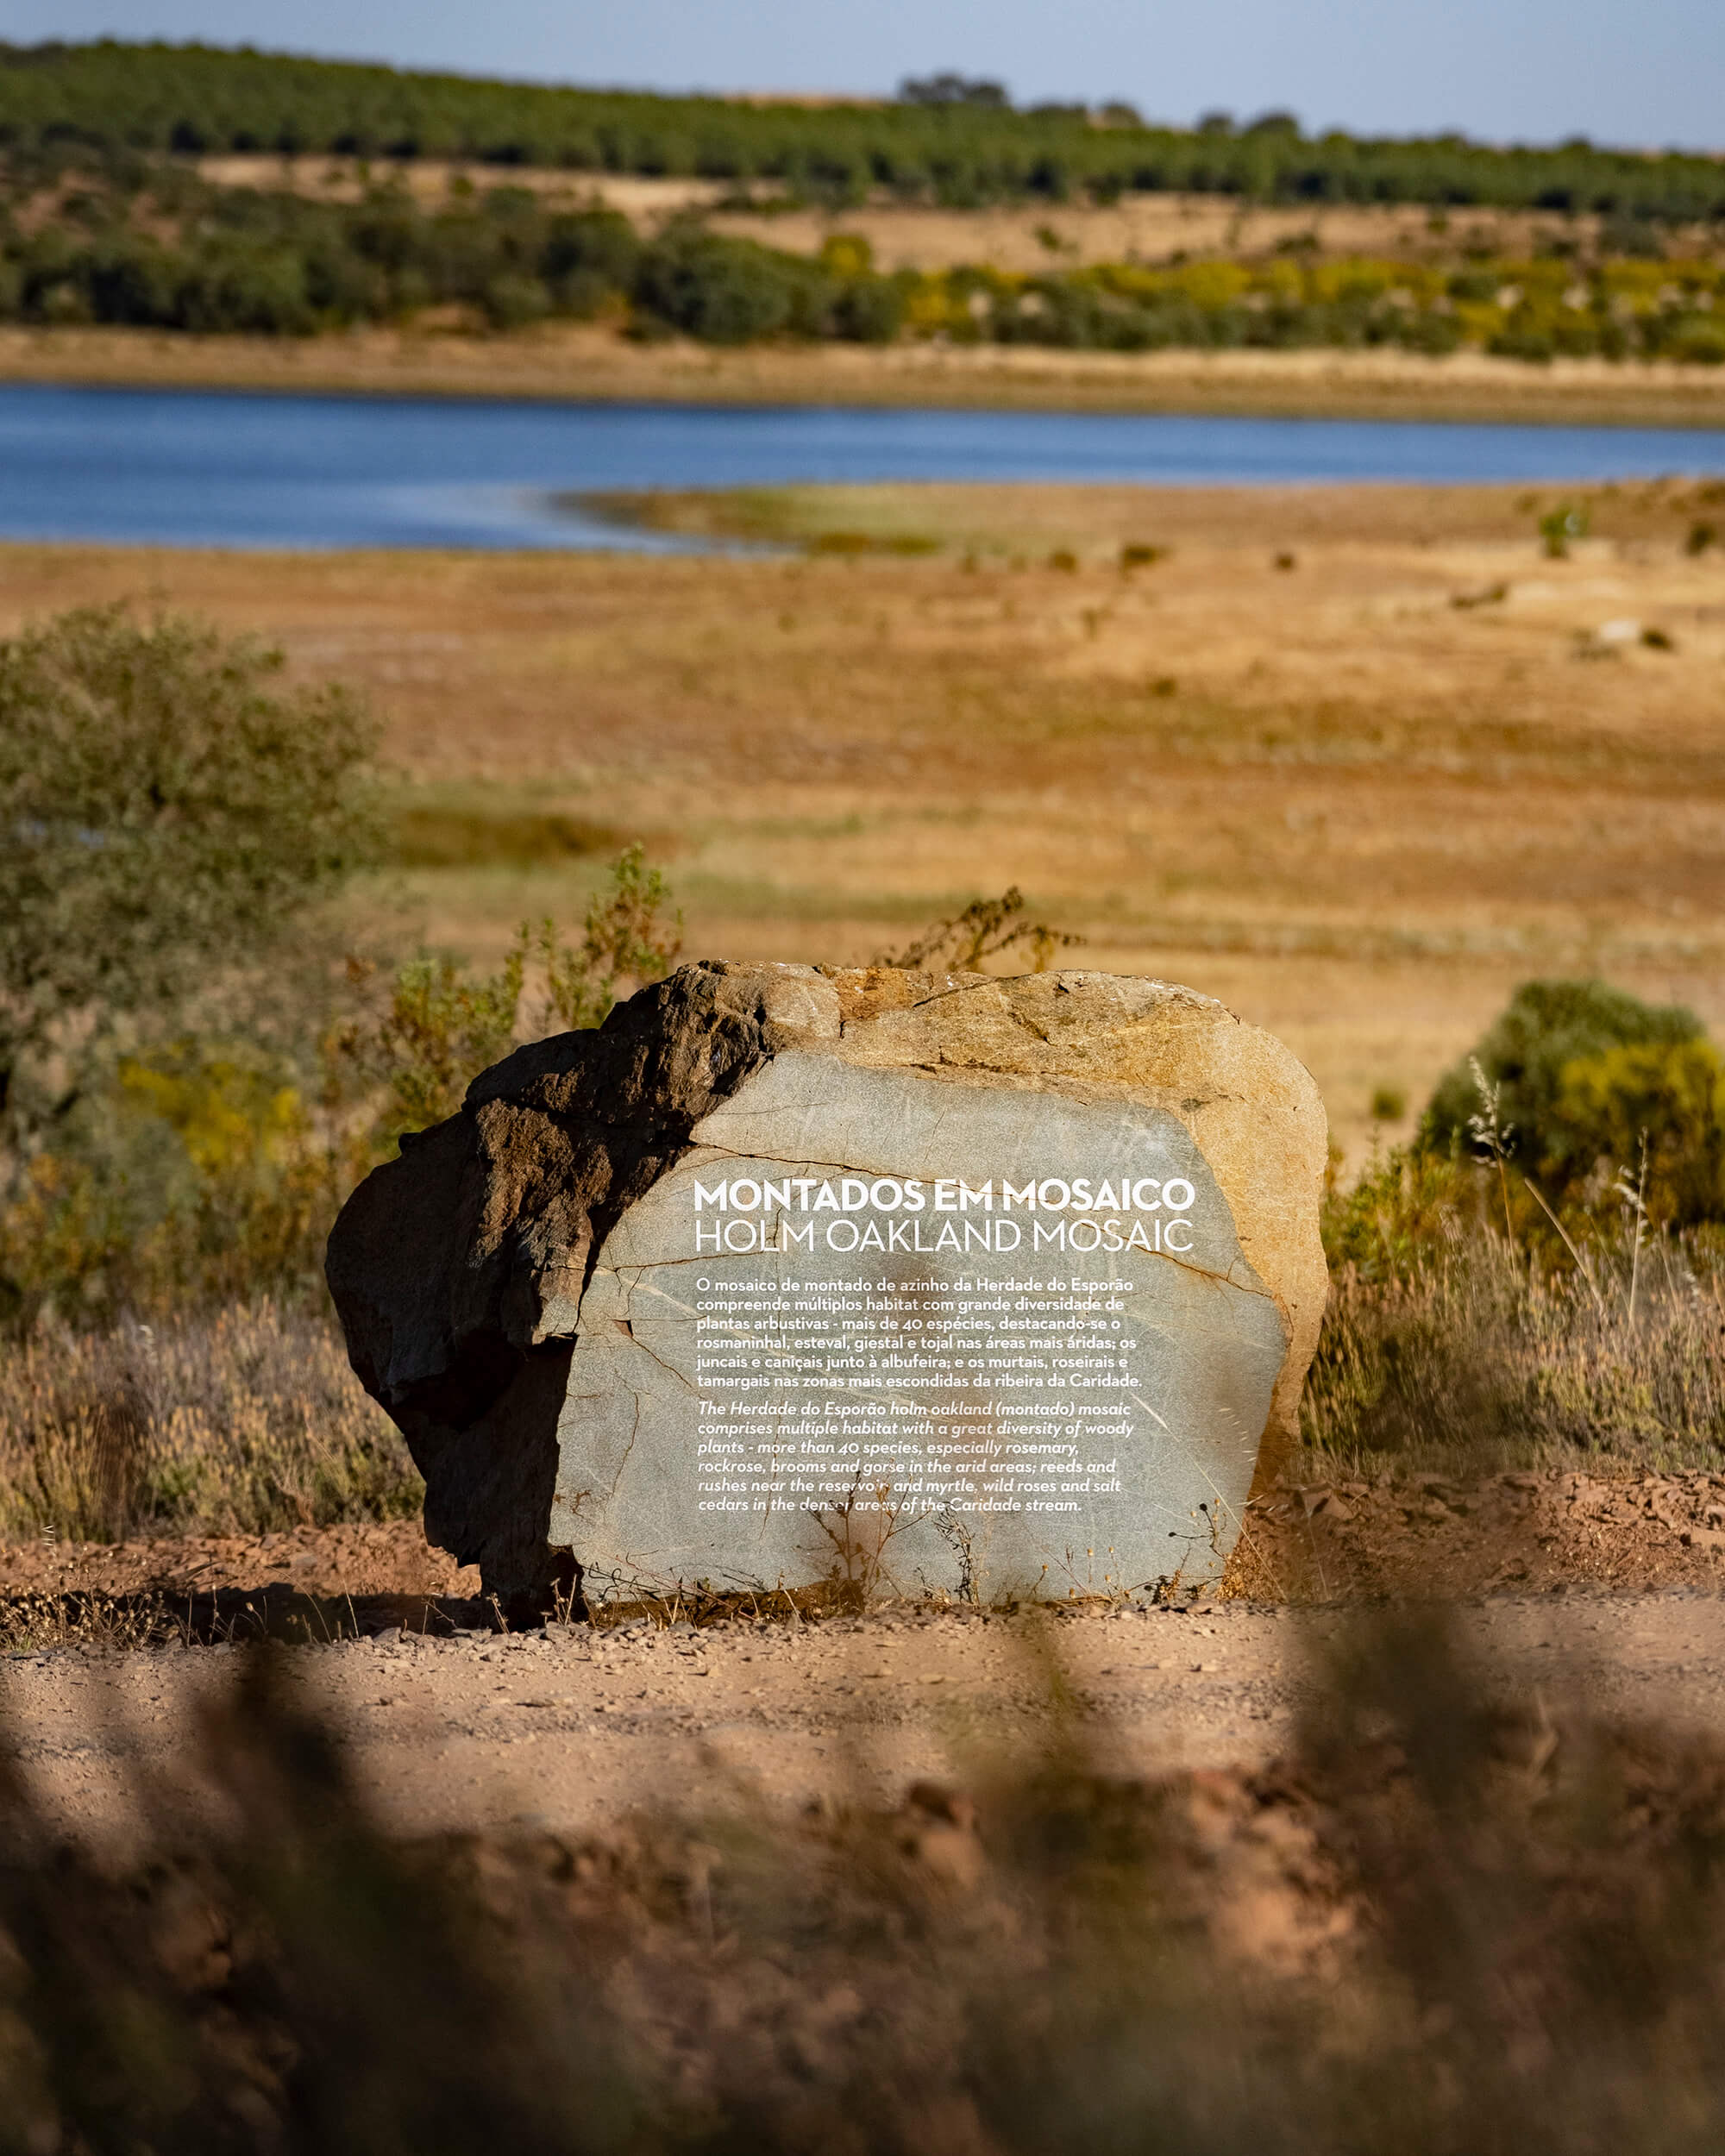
[6,1620,1725,2153]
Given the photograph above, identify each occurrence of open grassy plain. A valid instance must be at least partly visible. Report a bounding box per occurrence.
[3,474,1723,1163]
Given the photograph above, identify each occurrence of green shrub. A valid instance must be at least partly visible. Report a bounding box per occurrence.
[831,272,905,342]
[1547,1037,1725,1224]
[0,604,379,1155]
[1422,979,1704,1188]
[1539,502,1590,556]
[325,843,682,1156]
[633,227,815,342]
[482,271,549,329]
[540,206,641,291]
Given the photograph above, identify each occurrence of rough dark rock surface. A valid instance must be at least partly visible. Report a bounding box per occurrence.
[326,963,932,1601]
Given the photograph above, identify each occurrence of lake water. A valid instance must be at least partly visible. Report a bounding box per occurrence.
[4,380,1724,551]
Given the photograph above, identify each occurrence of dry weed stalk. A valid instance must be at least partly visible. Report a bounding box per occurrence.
[1304,1225,1725,1479]
[0,1303,417,1544]
[875,886,1083,974]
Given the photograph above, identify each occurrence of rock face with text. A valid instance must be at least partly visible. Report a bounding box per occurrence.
[327,962,1327,1607]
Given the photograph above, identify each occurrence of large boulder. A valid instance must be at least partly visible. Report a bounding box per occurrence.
[326,962,1327,1608]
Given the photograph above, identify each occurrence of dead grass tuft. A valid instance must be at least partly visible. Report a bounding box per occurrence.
[0,1586,183,1654]
[0,1303,419,1545]
[1303,1230,1725,1480]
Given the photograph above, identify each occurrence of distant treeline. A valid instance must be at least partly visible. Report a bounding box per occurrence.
[3,39,1725,222]
[6,166,1722,361]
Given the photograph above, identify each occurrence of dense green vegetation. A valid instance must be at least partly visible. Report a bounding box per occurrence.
[4,149,1722,360]
[4,39,1725,220]
[1422,978,1715,1206]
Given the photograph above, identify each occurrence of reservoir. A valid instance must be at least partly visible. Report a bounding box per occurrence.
[3,380,1723,551]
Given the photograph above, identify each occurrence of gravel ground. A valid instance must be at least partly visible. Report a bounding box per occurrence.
[6,1591,1725,1850]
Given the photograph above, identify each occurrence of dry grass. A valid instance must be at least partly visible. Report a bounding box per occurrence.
[0,1586,181,1654]
[702,191,1725,275]
[4,477,1723,1162]
[0,1304,418,1544]
[1303,1234,1725,1480]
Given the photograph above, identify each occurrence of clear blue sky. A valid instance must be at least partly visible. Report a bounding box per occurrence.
[10,0,1723,153]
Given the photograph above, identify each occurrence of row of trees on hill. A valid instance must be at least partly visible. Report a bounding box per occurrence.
[7,165,1722,359]
[3,40,1724,221]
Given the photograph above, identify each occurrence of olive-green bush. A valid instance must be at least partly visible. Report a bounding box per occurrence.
[0,605,380,1154]
[1421,978,1720,1217]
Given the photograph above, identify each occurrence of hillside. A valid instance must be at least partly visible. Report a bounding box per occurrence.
[3,145,1721,369]
[3,39,1724,221]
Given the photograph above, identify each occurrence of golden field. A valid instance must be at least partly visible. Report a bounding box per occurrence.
[3,473,1722,1163]
[196,159,1724,278]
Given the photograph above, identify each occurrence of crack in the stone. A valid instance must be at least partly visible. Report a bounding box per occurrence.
[1005,1006,1055,1045]
[612,1324,699,1397]
[602,1389,645,1501]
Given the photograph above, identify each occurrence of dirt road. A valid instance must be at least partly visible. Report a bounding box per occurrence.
[6,1592,1725,1849]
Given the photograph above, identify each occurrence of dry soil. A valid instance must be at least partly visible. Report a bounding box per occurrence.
[5,479,1722,1162]
[8,1476,1725,1847]
[7,323,1724,426]
[7,1585,1725,1853]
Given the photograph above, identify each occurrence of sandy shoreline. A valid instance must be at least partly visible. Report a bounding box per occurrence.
[5,323,1725,429]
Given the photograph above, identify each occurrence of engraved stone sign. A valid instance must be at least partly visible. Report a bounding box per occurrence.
[327,963,1327,1610]
[556,1054,1288,1601]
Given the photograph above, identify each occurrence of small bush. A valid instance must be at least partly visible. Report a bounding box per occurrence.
[875,887,1082,973]
[1539,502,1590,557]
[1547,1038,1725,1225]
[1422,979,1705,1191]
[325,843,683,1154]
[632,227,816,343]
[0,604,380,1153]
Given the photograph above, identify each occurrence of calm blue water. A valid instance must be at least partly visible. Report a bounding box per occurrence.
[3,381,1724,551]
